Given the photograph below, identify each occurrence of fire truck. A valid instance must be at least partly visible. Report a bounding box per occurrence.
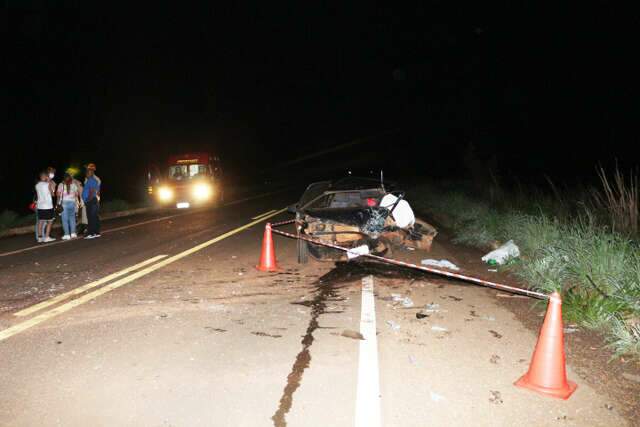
[148,152,223,208]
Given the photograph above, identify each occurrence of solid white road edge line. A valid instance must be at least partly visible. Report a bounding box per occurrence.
[14,255,169,317]
[354,275,382,427]
[0,208,286,342]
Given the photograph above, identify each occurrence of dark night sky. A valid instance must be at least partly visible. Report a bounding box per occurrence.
[4,2,639,211]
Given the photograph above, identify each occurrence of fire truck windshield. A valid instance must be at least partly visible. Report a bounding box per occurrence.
[169,164,208,180]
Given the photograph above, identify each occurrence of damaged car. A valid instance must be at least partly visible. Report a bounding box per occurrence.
[290,177,437,263]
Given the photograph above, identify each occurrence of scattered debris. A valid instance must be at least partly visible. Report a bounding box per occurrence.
[390,294,413,308]
[489,354,500,364]
[482,315,496,321]
[489,390,503,404]
[386,320,401,331]
[488,269,498,272]
[251,331,282,338]
[489,330,502,339]
[401,297,414,308]
[421,259,460,271]
[495,293,528,299]
[622,372,640,383]
[347,244,370,260]
[416,312,429,319]
[431,326,448,332]
[448,295,462,302]
[563,327,579,334]
[470,310,479,317]
[604,403,614,411]
[482,240,520,265]
[340,330,364,340]
[204,327,227,333]
[156,313,168,319]
[429,391,445,402]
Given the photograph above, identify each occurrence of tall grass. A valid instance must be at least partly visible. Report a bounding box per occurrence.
[411,171,640,360]
[591,166,639,236]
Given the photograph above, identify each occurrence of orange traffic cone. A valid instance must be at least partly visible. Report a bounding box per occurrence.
[256,223,279,272]
[515,291,577,399]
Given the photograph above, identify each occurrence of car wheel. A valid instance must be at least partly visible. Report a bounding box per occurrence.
[297,238,309,264]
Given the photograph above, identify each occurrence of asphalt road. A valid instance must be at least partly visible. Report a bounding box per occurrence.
[0,190,627,426]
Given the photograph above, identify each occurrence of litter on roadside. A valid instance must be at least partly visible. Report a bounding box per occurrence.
[386,320,401,331]
[390,294,414,308]
[430,391,445,402]
[340,330,365,340]
[347,244,370,259]
[488,269,498,272]
[391,293,403,301]
[431,325,448,332]
[401,297,414,308]
[416,312,429,319]
[495,292,528,299]
[482,240,520,265]
[421,259,460,271]
[563,327,579,334]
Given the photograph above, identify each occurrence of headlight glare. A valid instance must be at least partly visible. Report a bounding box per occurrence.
[158,186,173,202]
[192,183,212,200]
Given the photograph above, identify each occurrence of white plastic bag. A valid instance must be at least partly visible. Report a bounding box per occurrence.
[347,244,370,259]
[481,240,520,265]
[380,194,415,228]
[421,259,460,271]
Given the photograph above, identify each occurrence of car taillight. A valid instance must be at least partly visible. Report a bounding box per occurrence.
[366,198,378,207]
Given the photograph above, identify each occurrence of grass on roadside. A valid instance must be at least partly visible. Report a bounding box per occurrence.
[411,169,640,361]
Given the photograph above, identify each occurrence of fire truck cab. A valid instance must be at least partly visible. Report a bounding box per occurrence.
[148,152,223,209]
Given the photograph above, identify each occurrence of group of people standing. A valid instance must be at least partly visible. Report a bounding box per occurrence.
[34,163,102,242]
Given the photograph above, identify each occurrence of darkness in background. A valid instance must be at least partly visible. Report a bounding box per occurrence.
[4,2,639,212]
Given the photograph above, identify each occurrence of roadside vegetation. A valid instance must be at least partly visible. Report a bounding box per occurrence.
[411,167,640,360]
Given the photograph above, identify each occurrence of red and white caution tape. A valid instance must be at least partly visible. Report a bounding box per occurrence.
[268,222,548,300]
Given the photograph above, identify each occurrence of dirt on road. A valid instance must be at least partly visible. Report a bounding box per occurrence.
[0,198,636,426]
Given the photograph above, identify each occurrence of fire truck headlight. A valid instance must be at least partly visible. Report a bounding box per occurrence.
[158,186,173,202]
[192,183,212,200]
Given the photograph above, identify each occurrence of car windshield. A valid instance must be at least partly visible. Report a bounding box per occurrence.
[169,164,208,180]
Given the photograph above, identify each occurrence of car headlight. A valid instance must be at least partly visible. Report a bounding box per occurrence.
[158,186,173,202]
[192,183,212,200]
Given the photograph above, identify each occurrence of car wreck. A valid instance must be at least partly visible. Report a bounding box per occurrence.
[291,177,438,263]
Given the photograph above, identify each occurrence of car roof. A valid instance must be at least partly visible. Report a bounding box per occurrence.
[329,177,385,191]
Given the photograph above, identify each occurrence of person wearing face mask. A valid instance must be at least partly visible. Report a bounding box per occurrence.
[46,166,57,200]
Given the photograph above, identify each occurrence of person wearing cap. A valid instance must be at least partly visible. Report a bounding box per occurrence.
[82,163,102,239]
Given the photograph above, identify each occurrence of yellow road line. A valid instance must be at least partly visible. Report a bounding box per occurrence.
[251,209,277,220]
[14,255,169,317]
[0,208,287,342]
